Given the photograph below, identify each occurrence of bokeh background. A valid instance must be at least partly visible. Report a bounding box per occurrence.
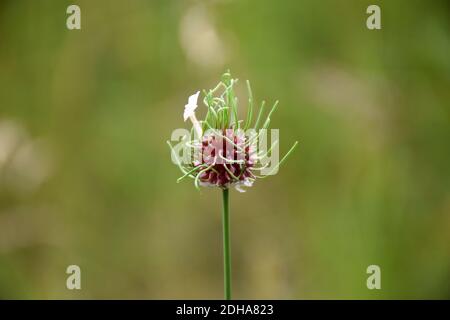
[0,0,449,299]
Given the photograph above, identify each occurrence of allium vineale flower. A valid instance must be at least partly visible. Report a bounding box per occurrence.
[168,71,298,192]
[167,71,298,300]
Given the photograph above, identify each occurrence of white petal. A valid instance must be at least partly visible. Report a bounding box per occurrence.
[235,179,254,193]
[183,108,192,121]
[188,90,200,106]
[183,91,200,121]
[243,179,254,187]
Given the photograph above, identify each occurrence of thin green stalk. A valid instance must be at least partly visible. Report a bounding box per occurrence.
[222,188,231,300]
[244,80,254,130]
[254,100,266,129]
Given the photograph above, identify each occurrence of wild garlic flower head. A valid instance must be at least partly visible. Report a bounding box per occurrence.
[194,128,257,192]
[168,72,298,192]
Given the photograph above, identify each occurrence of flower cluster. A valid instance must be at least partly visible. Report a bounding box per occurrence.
[193,128,256,192]
[168,72,297,192]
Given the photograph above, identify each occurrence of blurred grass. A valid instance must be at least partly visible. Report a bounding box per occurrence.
[0,0,449,299]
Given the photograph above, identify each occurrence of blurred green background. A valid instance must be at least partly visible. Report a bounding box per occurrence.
[0,0,449,299]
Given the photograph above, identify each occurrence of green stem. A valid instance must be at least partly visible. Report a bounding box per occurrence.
[221,188,231,300]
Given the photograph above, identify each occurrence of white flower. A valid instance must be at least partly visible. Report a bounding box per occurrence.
[183,91,200,121]
[183,91,203,138]
[235,178,254,193]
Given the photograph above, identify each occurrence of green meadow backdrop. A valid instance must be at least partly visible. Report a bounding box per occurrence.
[0,0,449,299]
